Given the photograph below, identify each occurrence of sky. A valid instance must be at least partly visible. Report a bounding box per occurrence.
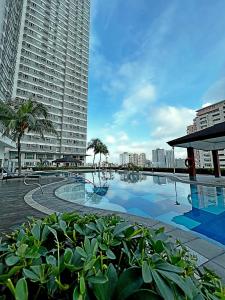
[87,0,225,163]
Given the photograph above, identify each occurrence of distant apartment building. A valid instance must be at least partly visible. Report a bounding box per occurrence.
[0,0,90,168]
[152,148,175,168]
[119,152,147,167]
[152,148,166,168]
[187,100,225,168]
[138,153,146,167]
[119,152,129,165]
[165,150,174,168]
[175,158,185,168]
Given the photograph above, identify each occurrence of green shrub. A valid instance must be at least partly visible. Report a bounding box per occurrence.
[0,213,224,299]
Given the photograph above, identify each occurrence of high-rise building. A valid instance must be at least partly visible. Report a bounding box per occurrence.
[119,152,147,167]
[0,0,24,100]
[187,100,225,168]
[0,0,90,167]
[165,150,174,168]
[138,153,146,167]
[152,148,166,168]
[119,152,129,165]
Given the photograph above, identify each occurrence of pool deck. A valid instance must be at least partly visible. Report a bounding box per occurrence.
[1,172,225,281]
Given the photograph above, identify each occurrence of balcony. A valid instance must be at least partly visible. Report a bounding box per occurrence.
[0,134,16,148]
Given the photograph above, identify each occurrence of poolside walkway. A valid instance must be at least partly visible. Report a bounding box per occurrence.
[0,177,63,233]
[25,177,225,282]
[143,171,225,186]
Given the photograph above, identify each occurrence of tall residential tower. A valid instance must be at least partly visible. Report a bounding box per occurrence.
[0,0,90,167]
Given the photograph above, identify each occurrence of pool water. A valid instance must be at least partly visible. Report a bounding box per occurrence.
[55,171,225,246]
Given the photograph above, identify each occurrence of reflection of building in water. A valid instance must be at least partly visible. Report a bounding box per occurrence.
[153,176,167,185]
[120,172,147,183]
[56,183,86,204]
[189,184,225,209]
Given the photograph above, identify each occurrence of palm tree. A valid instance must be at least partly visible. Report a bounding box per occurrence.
[98,143,109,168]
[0,99,57,175]
[87,138,102,167]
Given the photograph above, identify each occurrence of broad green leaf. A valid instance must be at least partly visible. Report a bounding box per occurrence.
[86,222,97,232]
[16,244,28,257]
[91,238,98,254]
[84,259,96,272]
[92,264,118,300]
[31,224,41,240]
[41,225,50,242]
[46,255,57,266]
[113,222,132,236]
[0,263,4,275]
[157,270,192,298]
[99,244,108,251]
[88,274,108,284]
[15,278,28,300]
[154,240,164,253]
[142,261,152,283]
[48,226,58,240]
[96,219,105,232]
[74,224,84,235]
[152,270,173,300]
[64,248,73,263]
[106,249,116,260]
[23,269,39,282]
[73,286,83,300]
[84,237,91,254]
[76,247,87,258]
[80,276,86,295]
[127,289,161,300]
[156,262,183,274]
[59,220,67,233]
[5,255,19,266]
[113,267,143,300]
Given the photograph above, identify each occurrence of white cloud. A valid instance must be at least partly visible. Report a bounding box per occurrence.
[105,135,116,144]
[201,102,212,108]
[113,82,156,126]
[151,106,196,140]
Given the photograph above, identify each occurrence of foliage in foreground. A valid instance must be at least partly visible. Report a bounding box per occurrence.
[0,213,224,299]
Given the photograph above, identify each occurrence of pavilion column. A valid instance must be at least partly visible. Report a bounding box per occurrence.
[212,150,221,178]
[187,147,196,181]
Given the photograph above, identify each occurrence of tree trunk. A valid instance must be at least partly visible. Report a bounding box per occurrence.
[99,153,101,170]
[17,135,22,176]
[93,153,96,168]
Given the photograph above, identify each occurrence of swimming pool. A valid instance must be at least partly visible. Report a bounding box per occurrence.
[55,171,225,245]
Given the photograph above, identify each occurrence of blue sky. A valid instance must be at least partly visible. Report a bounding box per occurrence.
[87,0,225,162]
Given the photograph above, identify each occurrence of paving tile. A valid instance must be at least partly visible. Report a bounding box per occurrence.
[184,238,225,260]
[185,246,208,266]
[211,252,225,268]
[200,261,225,283]
[168,228,198,243]
[152,222,175,233]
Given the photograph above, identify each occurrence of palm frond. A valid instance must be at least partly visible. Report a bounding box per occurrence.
[30,119,58,138]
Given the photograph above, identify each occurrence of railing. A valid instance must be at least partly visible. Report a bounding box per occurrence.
[23,173,43,194]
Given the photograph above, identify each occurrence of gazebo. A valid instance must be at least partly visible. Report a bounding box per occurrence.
[167,122,225,180]
[52,156,82,167]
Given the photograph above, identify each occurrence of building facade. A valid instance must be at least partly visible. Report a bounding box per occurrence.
[119,152,129,165]
[0,0,90,167]
[119,152,147,167]
[165,150,174,168]
[152,148,166,168]
[138,153,146,167]
[187,100,225,168]
[0,0,24,100]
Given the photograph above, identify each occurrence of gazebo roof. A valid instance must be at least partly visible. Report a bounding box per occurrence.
[168,122,225,151]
